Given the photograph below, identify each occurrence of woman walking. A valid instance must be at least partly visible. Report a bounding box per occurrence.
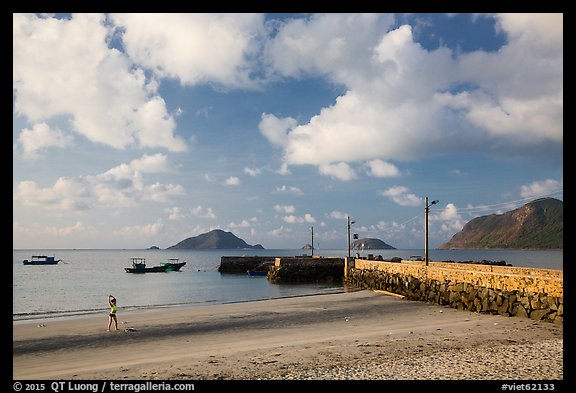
[108,295,118,331]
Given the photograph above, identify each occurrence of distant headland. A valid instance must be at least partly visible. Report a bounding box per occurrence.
[437,197,562,250]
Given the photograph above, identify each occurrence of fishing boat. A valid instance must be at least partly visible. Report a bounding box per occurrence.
[23,255,61,265]
[246,270,268,277]
[160,258,187,271]
[124,257,169,273]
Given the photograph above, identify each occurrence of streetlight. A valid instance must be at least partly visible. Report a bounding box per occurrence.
[347,216,356,259]
[425,197,439,266]
[311,226,314,257]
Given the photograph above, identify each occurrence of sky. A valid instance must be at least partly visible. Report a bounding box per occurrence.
[13,13,563,250]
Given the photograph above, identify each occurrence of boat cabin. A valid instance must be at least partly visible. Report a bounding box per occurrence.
[130,257,147,269]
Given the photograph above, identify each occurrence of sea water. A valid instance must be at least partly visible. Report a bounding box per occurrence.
[12,248,562,322]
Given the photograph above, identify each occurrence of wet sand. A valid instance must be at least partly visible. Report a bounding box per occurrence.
[13,289,563,381]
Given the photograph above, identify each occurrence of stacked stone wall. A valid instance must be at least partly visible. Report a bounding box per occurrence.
[347,260,562,324]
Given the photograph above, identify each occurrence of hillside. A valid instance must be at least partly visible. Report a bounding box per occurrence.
[437,197,563,250]
[351,238,396,250]
[167,229,265,250]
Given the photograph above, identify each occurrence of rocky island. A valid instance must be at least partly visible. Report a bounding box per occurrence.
[351,237,395,250]
[167,229,265,250]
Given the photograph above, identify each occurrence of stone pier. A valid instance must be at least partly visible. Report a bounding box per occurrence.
[268,256,345,283]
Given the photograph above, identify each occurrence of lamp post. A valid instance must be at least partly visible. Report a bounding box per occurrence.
[347,216,356,259]
[424,197,438,266]
[311,226,314,257]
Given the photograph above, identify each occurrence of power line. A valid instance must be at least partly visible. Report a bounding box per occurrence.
[359,189,563,236]
[429,189,563,214]
[272,189,562,239]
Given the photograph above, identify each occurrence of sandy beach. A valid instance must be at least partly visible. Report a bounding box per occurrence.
[13,289,564,381]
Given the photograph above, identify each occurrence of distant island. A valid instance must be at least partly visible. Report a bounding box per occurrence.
[351,238,395,250]
[167,229,265,250]
[438,197,563,250]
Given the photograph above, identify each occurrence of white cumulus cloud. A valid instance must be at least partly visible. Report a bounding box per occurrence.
[328,210,349,220]
[259,13,563,177]
[17,122,74,159]
[519,179,563,199]
[364,159,401,177]
[166,206,186,220]
[190,205,217,219]
[283,214,316,224]
[429,203,465,234]
[13,13,187,152]
[111,13,265,88]
[381,186,422,207]
[318,162,357,181]
[223,176,240,186]
[244,167,262,177]
[274,205,296,213]
[275,185,303,195]
[14,153,184,212]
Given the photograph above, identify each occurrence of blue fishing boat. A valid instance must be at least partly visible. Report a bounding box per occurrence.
[246,270,268,277]
[23,255,61,265]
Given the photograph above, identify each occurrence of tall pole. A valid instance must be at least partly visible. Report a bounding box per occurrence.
[347,216,351,259]
[311,226,314,257]
[425,197,429,266]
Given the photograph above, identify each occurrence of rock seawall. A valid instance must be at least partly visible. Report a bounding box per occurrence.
[346,262,563,324]
[268,257,345,283]
[218,256,276,273]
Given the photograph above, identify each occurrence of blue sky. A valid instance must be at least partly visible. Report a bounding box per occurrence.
[13,13,563,250]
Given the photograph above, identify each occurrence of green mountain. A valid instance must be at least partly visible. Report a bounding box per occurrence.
[167,229,265,250]
[352,238,396,250]
[437,197,563,250]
